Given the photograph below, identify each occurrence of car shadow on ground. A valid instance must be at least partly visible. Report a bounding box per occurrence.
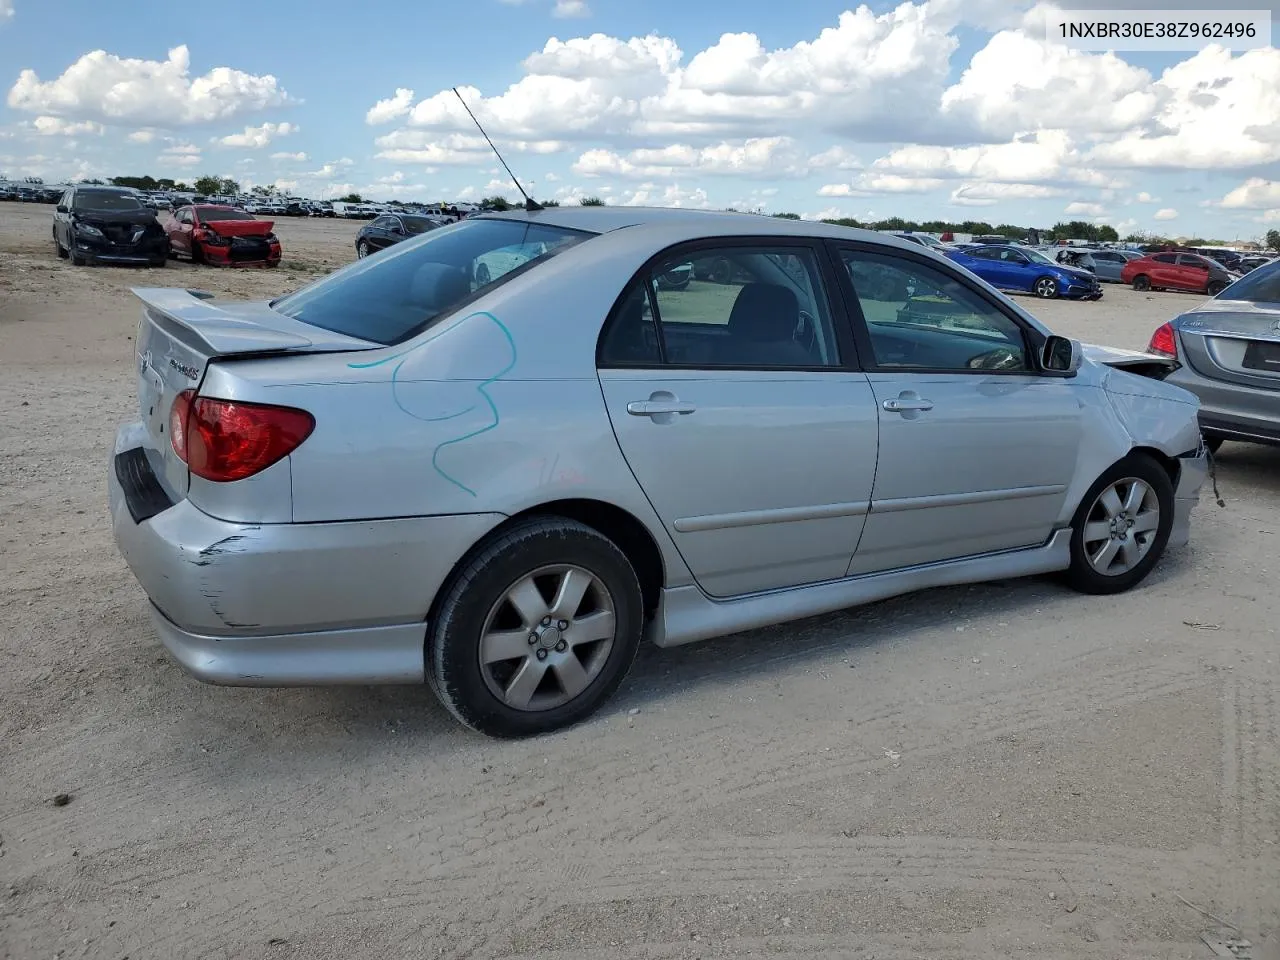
[1212,442,1280,498]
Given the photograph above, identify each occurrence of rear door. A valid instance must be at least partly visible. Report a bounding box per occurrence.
[597,239,879,598]
[170,207,193,257]
[1148,253,1181,288]
[833,242,1083,573]
[1176,255,1211,292]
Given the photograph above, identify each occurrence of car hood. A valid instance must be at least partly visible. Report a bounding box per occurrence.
[1055,264,1095,281]
[73,208,158,228]
[202,219,274,238]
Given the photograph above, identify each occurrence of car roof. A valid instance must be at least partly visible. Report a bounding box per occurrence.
[475,205,927,251]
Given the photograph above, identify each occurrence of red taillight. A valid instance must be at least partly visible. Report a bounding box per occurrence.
[1147,322,1178,359]
[169,390,314,482]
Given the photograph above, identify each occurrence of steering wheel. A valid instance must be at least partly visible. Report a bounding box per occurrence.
[967,347,1023,370]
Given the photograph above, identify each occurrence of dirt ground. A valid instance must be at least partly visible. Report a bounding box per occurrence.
[2,200,1279,960]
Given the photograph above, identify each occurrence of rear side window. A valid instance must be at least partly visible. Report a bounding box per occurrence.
[272,219,592,345]
[1152,254,1177,264]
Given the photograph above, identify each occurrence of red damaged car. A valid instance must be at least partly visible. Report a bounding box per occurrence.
[166,204,281,267]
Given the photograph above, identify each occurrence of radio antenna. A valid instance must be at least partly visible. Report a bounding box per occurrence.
[452,87,542,212]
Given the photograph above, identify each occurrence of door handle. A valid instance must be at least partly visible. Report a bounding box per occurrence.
[882,397,934,412]
[627,400,696,417]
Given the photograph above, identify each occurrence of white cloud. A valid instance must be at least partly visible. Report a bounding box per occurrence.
[31,116,103,136]
[1154,207,1179,221]
[618,182,709,208]
[808,146,863,170]
[940,31,1156,140]
[1089,46,1280,170]
[573,137,806,179]
[543,171,560,181]
[552,0,589,17]
[1064,201,1106,217]
[950,181,1063,206]
[1217,178,1280,210]
[869,130,1116,188]
[0,0,11,23]
[819,173,945,196]
[128,129,157,143]
[366,88,414,125]
[7,45,295,127]
[270,150,308,161]
[158,141,201,168]
[374,129,565,165]
[1135,191,1157,203]
[376,6,963,148]
[215,121,298,148]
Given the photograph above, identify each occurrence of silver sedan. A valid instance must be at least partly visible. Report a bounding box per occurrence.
[1145,258,1280,452]
[109,207,1209,737]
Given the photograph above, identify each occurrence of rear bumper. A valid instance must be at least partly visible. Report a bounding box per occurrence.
[1165,367,1280,447]
[1170,446,1209,549]
[108,421,505,685]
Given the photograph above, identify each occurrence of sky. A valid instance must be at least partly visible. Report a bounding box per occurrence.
[0,0,1278,240]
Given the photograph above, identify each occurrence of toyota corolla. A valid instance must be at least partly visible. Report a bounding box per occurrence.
[110,208,1208,737]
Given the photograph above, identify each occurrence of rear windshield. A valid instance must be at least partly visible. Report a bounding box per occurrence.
[1217,259,1280,303]
[74,192,142,211]
[272,218,592,345]
[198,208,254,222]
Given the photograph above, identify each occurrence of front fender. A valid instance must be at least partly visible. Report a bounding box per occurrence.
[1101,366,1203,457]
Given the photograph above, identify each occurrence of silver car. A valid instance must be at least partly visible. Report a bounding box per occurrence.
[1146,258,1280,451]
[108,208,1209,737]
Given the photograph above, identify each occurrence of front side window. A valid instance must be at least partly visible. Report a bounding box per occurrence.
[1152,254,1178,264]
[840,249,1031,372]
[272,218,591,345]
[600,245,841,369]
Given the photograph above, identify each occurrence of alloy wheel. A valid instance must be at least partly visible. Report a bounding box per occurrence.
[1081,477,1161,576]
[478,564,617,712]
[1035,277,1058,298]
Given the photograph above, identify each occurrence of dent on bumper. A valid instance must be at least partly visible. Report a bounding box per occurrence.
[109,423,505,643]
[1169,448,1209,549]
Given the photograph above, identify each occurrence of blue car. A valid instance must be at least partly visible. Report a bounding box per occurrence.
[947,244,1102,301]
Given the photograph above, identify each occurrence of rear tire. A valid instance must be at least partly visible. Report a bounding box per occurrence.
[54,233,68,259]
[1132,275,1151,291]
[356,240,370,259]
[427,517,644,738]
[1065,453,1174,596]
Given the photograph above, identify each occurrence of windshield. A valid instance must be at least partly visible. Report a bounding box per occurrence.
[74,192,142,212]
[1217,258,1280,302]
[1022,249,1057,266]
[198,208,254,222]
[273,218,592,345]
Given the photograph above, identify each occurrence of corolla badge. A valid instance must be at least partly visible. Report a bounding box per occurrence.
[168,356,200,380]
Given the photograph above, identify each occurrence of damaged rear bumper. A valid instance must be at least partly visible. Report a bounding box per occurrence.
[108,422,503,685]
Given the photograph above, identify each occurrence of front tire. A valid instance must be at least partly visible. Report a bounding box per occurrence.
[428,517,644,738]
[1033,276,1059,299]
[1132,275,1151,291]
[54,232,68,259]
[1207,280,1227,296]
[1065,453,1174,596]
[356,240,370,259]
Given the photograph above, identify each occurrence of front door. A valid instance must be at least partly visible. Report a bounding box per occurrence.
[597,241,878,598]
[835,244,1083,573]
[1176,255,1210,292]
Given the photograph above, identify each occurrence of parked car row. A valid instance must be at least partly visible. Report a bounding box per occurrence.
[50,186,281,268]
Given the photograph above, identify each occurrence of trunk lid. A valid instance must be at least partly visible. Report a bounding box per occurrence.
[1081,342,1179,378]
[1176,301,1280,390]
[130,287,378,500]
[202,218,274,238]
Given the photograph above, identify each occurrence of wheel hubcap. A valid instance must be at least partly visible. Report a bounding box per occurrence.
[1082,477,1160,576]
[479,564,616,712]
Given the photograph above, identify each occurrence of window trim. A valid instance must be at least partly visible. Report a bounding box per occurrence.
[595,235,860,372]
[826,239,1060,379]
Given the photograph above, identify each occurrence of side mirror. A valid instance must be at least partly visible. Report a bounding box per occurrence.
[1042,335,1082,374]
[56,204,68,213]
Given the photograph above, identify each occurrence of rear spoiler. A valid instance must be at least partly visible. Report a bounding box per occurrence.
[130,287,374,356]
[1081,341,1179,378]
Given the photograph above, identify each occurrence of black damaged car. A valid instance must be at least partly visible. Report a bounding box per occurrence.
[53,186,168,267]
